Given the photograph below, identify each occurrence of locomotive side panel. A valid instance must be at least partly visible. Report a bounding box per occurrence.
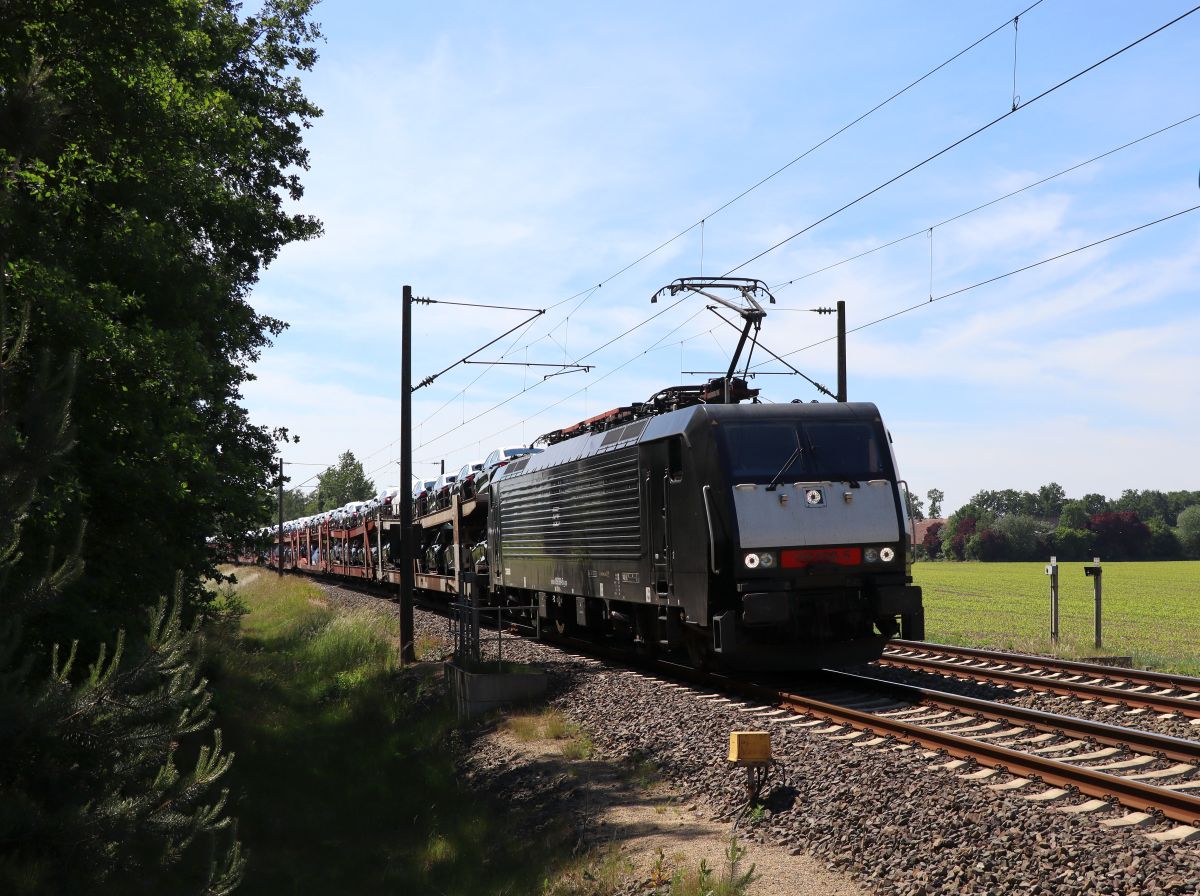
[491,446,651,603]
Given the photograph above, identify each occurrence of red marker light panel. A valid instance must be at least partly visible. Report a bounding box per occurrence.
[780,547,863,568]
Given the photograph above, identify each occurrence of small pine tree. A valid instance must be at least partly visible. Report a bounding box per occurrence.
[0,310,243,893]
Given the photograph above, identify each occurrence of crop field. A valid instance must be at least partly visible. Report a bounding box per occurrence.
[911,561,1200,675]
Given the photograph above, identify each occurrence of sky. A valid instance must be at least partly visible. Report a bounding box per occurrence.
[243,0,1200,515]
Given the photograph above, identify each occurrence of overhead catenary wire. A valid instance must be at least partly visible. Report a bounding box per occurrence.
[723,4,1200,277]
[411,295,693,454]
[409,2,1198,467]
[313,4,1195,484]
[460,308,716,450]
[752,203,1200,366]
[502,0,1047,355]
[535,0,1050,325]
[768,110,1200,295]
[332,2,1057,471]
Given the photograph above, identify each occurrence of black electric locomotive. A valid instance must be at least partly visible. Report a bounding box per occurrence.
[265,278,924,672]
[488,390,923,670]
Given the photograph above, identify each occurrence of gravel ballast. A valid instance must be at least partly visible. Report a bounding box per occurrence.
[315,580,1200,895]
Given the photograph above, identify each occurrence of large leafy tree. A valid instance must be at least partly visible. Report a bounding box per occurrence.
[1,0,322,640]
[315,451,377,508]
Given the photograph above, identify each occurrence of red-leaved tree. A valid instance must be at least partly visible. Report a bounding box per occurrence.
[1087,511,1151,560]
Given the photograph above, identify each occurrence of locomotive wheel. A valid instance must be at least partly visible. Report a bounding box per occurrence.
[553,595,576,636]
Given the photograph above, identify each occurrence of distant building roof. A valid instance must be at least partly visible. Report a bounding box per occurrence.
[913,518,946,543]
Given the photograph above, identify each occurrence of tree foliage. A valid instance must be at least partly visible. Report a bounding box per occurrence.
[925,484,1199,562]
[922,521,943,559]
[1087,512,1151,562]
[1,1,323,888]
[1,0,323,640]
[926,488,944,518]
[905,491,925,521]
[1178,505,1200,558]
[314,451,377,508]
[0,321,241,893]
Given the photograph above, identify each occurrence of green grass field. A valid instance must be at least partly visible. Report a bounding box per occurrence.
[911,561,1200,674]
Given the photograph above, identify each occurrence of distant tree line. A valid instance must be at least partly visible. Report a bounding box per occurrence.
[914,484,1200,562]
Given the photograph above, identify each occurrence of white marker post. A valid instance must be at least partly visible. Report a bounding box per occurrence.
[1045,556,1059,645]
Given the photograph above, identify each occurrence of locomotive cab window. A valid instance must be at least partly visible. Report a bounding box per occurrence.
[719,419,890,483]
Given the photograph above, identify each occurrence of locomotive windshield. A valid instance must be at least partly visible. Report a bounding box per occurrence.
[719,419,890,483]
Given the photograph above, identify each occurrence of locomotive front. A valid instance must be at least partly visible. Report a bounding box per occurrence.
[695,401,923,669]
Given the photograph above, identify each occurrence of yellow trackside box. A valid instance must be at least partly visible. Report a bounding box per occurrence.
[728,731,772,764]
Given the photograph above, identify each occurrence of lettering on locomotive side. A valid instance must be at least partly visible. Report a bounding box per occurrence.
[620,572,640,583]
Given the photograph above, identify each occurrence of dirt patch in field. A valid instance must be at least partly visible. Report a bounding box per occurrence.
[231,569,261,587]
[463,714,866,896]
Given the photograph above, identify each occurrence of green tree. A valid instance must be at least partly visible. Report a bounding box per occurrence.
[0,322,241,892]
[1058,500,1090,530]
[993,513,1048,561]
[926,488,944,518]
[281,485,312,520]
[1036,482,1066,519]
[316,451,377,508]
[1146,519,1182,560]
[1052,526,1093,561]
[1,0,323,642]
[1178,505,1200,558]
[905,490,925,521]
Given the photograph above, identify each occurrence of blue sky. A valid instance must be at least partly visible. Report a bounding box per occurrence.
[244,1,1200,514]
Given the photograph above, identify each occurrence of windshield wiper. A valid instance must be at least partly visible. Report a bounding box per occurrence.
[765,446,803,492]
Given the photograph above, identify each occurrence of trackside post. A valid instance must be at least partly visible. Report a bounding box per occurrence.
[1045,556,1059,645]
[399,284,416,664]
[1085,557,1103,649]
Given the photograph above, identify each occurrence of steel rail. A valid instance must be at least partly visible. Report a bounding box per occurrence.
[717,677,1200,826]
[822,669,1200,764]
[888,639,1200,692]
[875,653,1200,719]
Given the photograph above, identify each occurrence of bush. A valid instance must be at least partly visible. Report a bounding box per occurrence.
[946,534,967,561]
[1178,505,1200,558]
[922,522,944,559]
[1147,519,1183,560]
[1088,511,1151,561]
[966,528,1007,561]
[993,514,1047,561]
[1052,527,1093,561]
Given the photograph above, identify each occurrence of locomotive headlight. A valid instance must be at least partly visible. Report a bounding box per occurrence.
[758,551,776,569]
[880,547,896,562]
[864,547,880,563]
[744,552,761,569]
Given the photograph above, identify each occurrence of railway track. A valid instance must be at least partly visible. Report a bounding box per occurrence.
[877,640,1200,721]
[545,640,1200,839]
[715,669,1200,837]
[298,573,1200,841]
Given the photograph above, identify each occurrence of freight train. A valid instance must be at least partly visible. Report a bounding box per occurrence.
[264,374,923,671]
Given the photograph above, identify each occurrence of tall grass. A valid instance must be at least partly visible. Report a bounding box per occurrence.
[207,569,568,895]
